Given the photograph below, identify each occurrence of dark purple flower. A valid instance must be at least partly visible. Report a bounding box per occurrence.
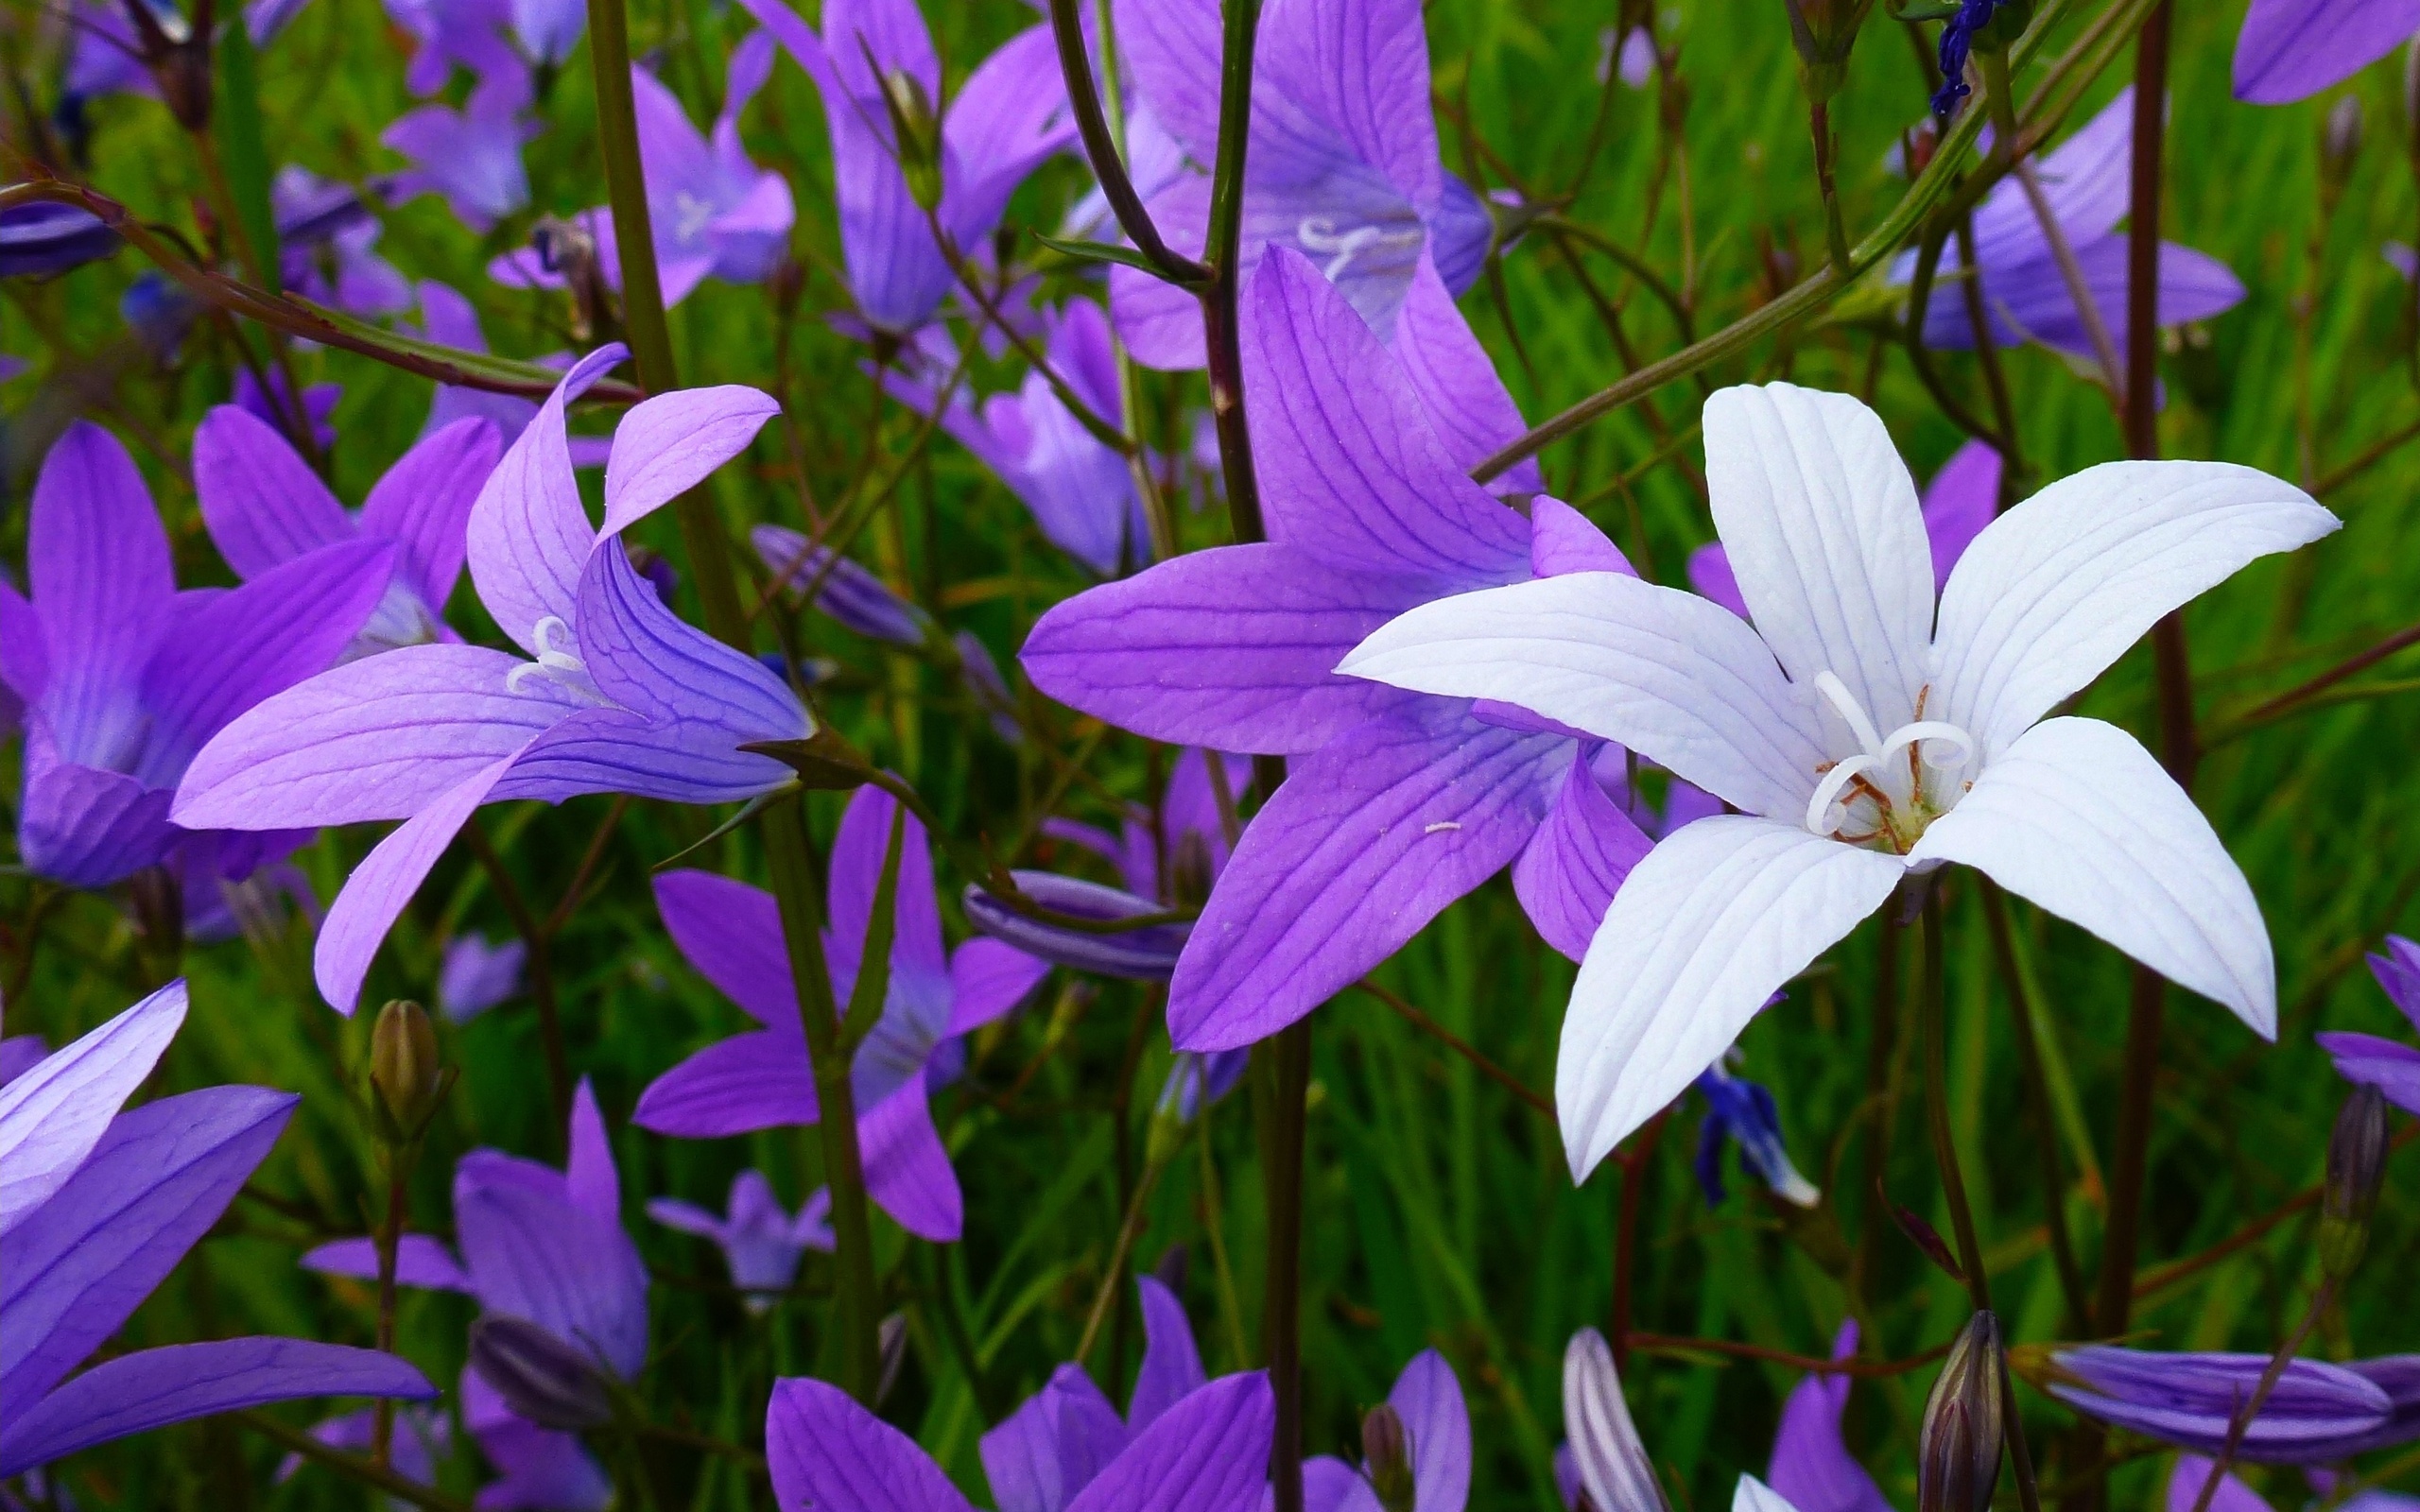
[632,786,1049,1242]
[439,933,527,1021]
[964,871,1197,982]
[2234,0,2416,103]
[1154,1049,1250,1125]
[277,1405,451,1504]
[0,982,434,1477]
[61,0,317,106]
[121,270,199,361]
[732,0,1074,336]
[1694,1055,1820,1208]
[2321,935,2420,1114]
[2168,1456,2281,1512]
[752,523,935,645]
[1106,0,1496,369]
[0,201,119,278]
[1,422,397,888]
[1892,92,2241,368]
[273,167,413,318]
[1768,1322,1889,1512]
[174,346,800,1014]
[648,1172,833,1313]
[233,366,343,454]
[1929,0,2011,116]
[2036,1346,2408,1462]
[1022,249,1651,1050]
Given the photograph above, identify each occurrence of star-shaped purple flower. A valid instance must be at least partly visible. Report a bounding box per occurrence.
[648,1171,834,1312]
[173,344,802,1014]
[273,166,414,318]
[385,70,541,233]
[1,982,435,1478]
[2321,936,2420,1114]
[1022,249,1650,1050]
[632,784,1050,1242]
[439,932,528,1022]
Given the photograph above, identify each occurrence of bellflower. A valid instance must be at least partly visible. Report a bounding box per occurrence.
[1768,1322,1889,1512]
[2030,1346,2420,1462]
[632,785,1050,1242]
[234,365,343,454]
[648,1171,835,1312]
[0,983,435,1477]
[60,0,316,106]
[413,280,592,452]
[1564,1325,1816,1512]
[273,166,413,318]
[2168,1457,2279,1512]
[0,202,120,277]
[1024,249,1649,1050]
[1694,1055,1821,1209]
[194,404,503,658]
[387,0,524,93]
[1342,381,2336,1176]
[1,422,397,888]
[173,344,802,1014]
[385,71,540,233]
[769,1275,1273,1512]
[1106,0,1497,369]
[491,43,794,309]
[1299,1349,1471,1512]
[304,1079,639,1510]
[1891,92,2241,367]
[731,0,1074,337]
[278,1406,451,1505]
[2322,935,2420,1113]
[439,933,528,1021]
[2233,0,2417,102]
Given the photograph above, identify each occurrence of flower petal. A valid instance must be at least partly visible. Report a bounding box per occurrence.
[300,1234,473,1292]
[1339,573,1829,820]
[767,1376,977,1512]
[632,1031,819,1137]
[28,422,172,761]
[1110,177,1213,370]
[467,345,627,654]
[1908,717,2275,1037]
[17,728,177,885]
[462,1366,615,1511]
[1558,816,1902,1179]
[1702,384,1932,733]
[1563,1329,1663,1512]
[1930,461,2335,755]
[858,1078,959,1243]
[1254,0,1442,215]
[600,386,780,540]
[1512,756,1654,963]
[2169,1457,2275,1512]
[1128,1276,1207,1434]
[828,785,951,1029]
[192,405,356,577]
[981,1364,1131,1512]
[565,1079,620,1228]
[456,1178,649,1379]
[1737,1475,1810,1512]
[947,938,1050,1035]
[2233,0,2420,103]
[359,416,504,611]
[0,981,186,1239]
[1112,0,1220,162]
[1767,1321,1887,1512]
[1919,440,1999,592]
[1063,1372,1275,1512]
[2316,1032,2420,1116]
[1530,498,1634,579]
[1388,1349,1470,1512]
[655,869,798,1026]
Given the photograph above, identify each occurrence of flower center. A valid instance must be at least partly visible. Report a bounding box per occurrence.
[671,191,717,246]
[1803,672,1977,854]
[504,615,604,701]
[1295,216,1425,282]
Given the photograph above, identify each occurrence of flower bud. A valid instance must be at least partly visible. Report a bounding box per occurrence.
[875,1311,909,1408]
[469,1314,613,1430]
[1563,1328,1668,1512]
[879,70,943,213]
[1779,0,1876,100]
[1362,1403,1417,1512]
[961,872,1191,981]
[1919,1312,2005,1512]
[2318,1083,2388,1279]
[369,999,445,1146]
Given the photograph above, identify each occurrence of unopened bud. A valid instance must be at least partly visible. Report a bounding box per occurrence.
[1918,1312,2005,1512]
[469,1314,613,1430]
[2318,1083,2388,1278]
[2323,95,2363,199]
[879,70,942,212]
[1563,1329,1668,1512]
[874,1312,909,1407]
[1361,1403,1416,1512]
[369,1000,445,1145]
[1779,0,1876,99]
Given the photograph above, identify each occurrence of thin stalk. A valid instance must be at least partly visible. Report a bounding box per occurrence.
[1107,990,1158,1383]
[2233,620,2420,728]
[233,1410,473,1512]
[370,1143,414,1467]
[1200,0,1268,537]
[1919,889,1990,1311]
[1256,1021,1312,1512]
[1357,980,1555,1124]
[1044,0,1209,284]
[1954,212,2025,507]
[1983,49,2124,398]
[2186,1279,2338,1512]
[1980,882,2090,1334]
[1610,1111,1668,1370]
[2316,415,2420,494]
[1810,97,1853,277]
[1627,1332,1952,1377]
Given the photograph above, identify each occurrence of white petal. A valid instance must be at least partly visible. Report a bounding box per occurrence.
[1558,816,1904,1178]
[1703,384,1932,731]
[1931,460,2336,754]
[1909,716,2275,1037]
[1339,574,1828,819]
[1735,1476,1809,1512]
[1563,1329,1665,1512]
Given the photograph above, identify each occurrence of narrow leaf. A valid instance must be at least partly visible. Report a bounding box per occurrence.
[1029,232,1203,285]
[838,803,908,1053]
[212,23,281,295]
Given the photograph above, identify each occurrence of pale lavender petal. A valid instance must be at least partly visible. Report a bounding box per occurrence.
[2234,0,2420,102]
[645,1196,726,1240]
[565,1078,619,1228]
[767,1376,977,1512]
[0,1339,434,1478]
[858,1078,959,1243]
[982,1364,1131,1512]
[1530,498,1635,579]
[2046,1347,2390,1460]
[440,935,527,1022]
[655,869,798,1025]
[1114,0,1220,161]
[1768,1321,1888,1512]
[1512,756,1651,963]
[949,938,1050,1034]
[1305,1458,1384,1512]
[1063,1372,1275,1512]
[467,345,626,655]
[632,1030,819,1136]
[456,1180,648,1380]
[600,387,780,540]
[1426,174,1494,297]
[300,1234,474,1292]
[192,405,356,577]
[27,422,172,765]
[2316,1032,2420,1115]
[0,980,185,1238]
[361,417,505,612]
[1129,1275,1207,1433]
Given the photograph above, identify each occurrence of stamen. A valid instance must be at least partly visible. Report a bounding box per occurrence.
[1806,753,1877,835]
[1813,671,1887,755]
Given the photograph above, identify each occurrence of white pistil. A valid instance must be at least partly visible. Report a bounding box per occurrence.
[1295,216,1423,281]
[1803,674,1977,848]
[505,615,596,696]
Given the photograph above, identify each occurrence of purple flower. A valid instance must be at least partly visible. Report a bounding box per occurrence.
[304,1079,640,1510]
[1692,439,1998,617]
[1155,1049,1251,1125]
[385,71,539,233]
[632,785,1050,1241]
[752,523,936,646]
[1022,249,1651,1050]
[1044,747,1237,905]
[0,202,120,278]
[277,1405,452,1505]
[1767,1322,1889,1512]
[195,404,503,659]
[769,1276,1272,1512]
[2036,1346,2418,1462]
[1,422,397,887]
[1693,1055,1820,1209]
[0,982,435,1477]
[491,41,794,309]
[173,345,800,1014]
[963,871,1198,982]
[2321,935,2420,1113]
[1300,1349,1472,1511]
[2234,0,2417,103]
[386,0,525,94]
[2169,1457,2279,1512]
[414,280,547,446]
[1106,0,1496,369]
[61,0,318,105]
[439,933,528,1022]
[1891,91,2242,367]
[233,366,343,455]
[0,1036,45,1089]
[273,167,414,318]
[648,1172,834,1312]
[731,0,1074,336]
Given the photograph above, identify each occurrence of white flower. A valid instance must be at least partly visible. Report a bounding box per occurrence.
[1340,382,2338,1179]
[1564,1325,1804,1512]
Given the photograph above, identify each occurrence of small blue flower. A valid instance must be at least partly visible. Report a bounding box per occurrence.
[1931,0,2005,116]
[1692,1054,1821,1208]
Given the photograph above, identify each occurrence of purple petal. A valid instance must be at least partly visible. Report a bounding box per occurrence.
[1110,177,1215,369]
[1687,541,1750,617]
[1,1086,296,1422]
[948,938,1050,1035]
[939,24,1077,249]
[0,1037,47,1089]
[1305,1457,1385,1512]
[2367,936,2420,1031]
[600,387,780,540]
[466,345,627,654]
[982,1364,1131,1512]
[645,1196,726,1241]
[192,405,356,578]
[27,422,172,765]
[1920,440,2000,592]
[767,1376,977,1512]
[1387,1349,1470,1512]
[462,1365,615,1511]
[2234,0,2420,102]
[1168,707,1565,1051]
[1387,259,1540,496]
[1129,1275,1207,1434]
[439,934,527,1022]
[633,1030,819,1137]
[1115,0,1219,159]
[858,1077,960,1243]
[457,1178,648,1380]
[360,417,504,612]
[2048,1347,2391,1461]
[1530,499,1634,579]
[1511,753,1653,962]
[1241,249,1530,587]
[2170,1457,2276,1512]
[1767,1321,1888,1512]
[300,1234,473,1292]
[962,872,1192,981]
[1021,543,1421,755]
[828,784,952,1023]
[1254,0,1442,215]
[565,1078,620,1228]
[655,868,798,1026]
[1064,1372,1275,1512]
[16,729,176,885]
[0,1339,433,1478]
[0,981,184,1239]
[2316,1031,2420,1115]
[1426,175,1494,297]
[752,524,934,645]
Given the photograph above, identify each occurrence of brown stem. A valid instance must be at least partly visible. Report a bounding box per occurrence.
[1356,980,1556,1123]
[2234,621,2420,728]
[1255,1021,1311,1512]
[1043,0,1210,284]
[1610,1110,1668,1369]
[370,1144,412,1467]
[1852,915,1903,1314]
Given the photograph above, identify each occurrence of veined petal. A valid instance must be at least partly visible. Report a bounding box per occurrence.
[565,1078,619,1228]
[1063,1373,1274,1512]
[174,644,580,830]
[938,24,1076,250]
[858,1077,959,1243]
[17,728,178,885]
[1930,461,2336,754]
[1512,756,1652,962]
[1340,573,1830,820]
[1702,384,1932,733]
[767,1377,977,1512]
[1254,0,1442,215]
[1559,816,1902,1179]
[981,1365,1130,1512]
[456,1178,648,1380]
[599,386,780,541]
[655,869,797,1026]
[2233,0,2420,103]
[1110,177,1214,370]
[947,938,1049,1035]
[1128,1276,1207,1434]
[28,423,172,765]
[359,416,504,611]
[300,1234,473,1292]
[1530,499,1634,579]
[1168,707,1562,1051]
[1392,258,1541,495]
[192,405,356,578]
[0,981,186,1239]
[1767,1321,1887,1512]
[468,345,628,655]
[1563,1329,1665,1512]
[1113,0,1220,162]
[828,786,951,1021]
[1388,1349,1471,1512]
[631,1031,819,1136]
[1907,717,2275,1037]
[2317,1032,2420,1115]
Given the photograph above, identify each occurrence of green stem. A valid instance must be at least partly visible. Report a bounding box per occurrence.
[1810,97,1853,277]
[1918,888,1990,1312]
[233,1410,473,1512]
[1979,882,2090,1334]
[1200,0,1268,536]
[1256,1021,1312,1512]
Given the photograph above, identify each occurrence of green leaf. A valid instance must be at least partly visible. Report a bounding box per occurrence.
[1028,231,1201,284]
[837,803,908,1053]
[213,22,281,295]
